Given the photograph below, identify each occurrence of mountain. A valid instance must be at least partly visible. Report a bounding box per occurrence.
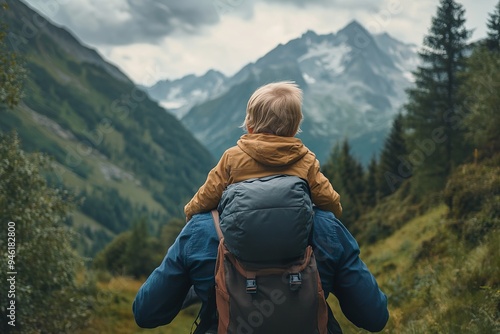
[144,70,228,118]
[0,0,214,255]
[151,21,419,165]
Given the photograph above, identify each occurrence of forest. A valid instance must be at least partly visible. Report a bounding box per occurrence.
[0,0,499,333]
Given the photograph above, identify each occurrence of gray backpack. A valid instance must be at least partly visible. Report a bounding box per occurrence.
[218,174,314,262]
[212,175,329,333]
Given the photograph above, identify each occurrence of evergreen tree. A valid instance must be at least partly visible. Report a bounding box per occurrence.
[404,0,471,193]
[339,140,365,203]
[365,156,379,207]
[323,140,365,225]
[378,113,410,197]
[322,142,346,200]
[486,0,500,51]
[461,47,500,156]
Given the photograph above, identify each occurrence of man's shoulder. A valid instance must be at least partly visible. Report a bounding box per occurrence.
[312,209,351,244]
[185,212,216,232]
[182,213,219,257]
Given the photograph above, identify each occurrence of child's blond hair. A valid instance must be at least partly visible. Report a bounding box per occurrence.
[242,81,303,137]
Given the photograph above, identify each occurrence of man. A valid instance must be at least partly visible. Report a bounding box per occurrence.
[133,209,389,333]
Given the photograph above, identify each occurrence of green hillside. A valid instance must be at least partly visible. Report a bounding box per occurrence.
[0,0,214,255]
[82,160,499,333]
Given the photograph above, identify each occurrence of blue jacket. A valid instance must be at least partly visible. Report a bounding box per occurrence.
[133,209,389,332]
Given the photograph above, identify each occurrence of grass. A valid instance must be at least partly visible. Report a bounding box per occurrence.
[364,205,448,277]
[78,276,197,334]
[80,194,499,334]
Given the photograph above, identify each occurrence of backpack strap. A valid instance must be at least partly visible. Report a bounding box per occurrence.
[211,210,224,240]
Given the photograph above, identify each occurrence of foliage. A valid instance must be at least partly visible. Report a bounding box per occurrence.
[93,217,171,279]
[486,0,500,51]
[352,181,436,245]
[79,187,135,234]
[159,217,186,250]
[461,47,500,156]
[443,161,500,246]
[74,276,196,334]
[322,140,366,225]
[377,113,410,197]
[364,156,378,207]
[1,0,214,256]
[0,132,95,333]
[404,0,472,194]
[0,4,26,109]
[379,164,498,333]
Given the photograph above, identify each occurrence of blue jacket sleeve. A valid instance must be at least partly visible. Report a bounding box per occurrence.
[132,213,218,328]
[313,210,389,332]
[132,227,191,328]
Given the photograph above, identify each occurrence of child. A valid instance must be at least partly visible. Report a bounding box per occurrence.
[184,81,342,220]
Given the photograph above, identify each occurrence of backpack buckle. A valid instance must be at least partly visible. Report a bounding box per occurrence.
[289,273,302,291]
[246,278,257,294]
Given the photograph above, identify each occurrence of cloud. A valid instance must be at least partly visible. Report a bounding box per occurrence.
[23,0,384,46]
[260,0,379,11]
[23,0,221,45]
[21,0,496,85]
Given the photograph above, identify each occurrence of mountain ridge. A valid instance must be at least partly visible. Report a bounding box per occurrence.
[2,0,215,255]
[151,21,419,165]
[14,0,130,83]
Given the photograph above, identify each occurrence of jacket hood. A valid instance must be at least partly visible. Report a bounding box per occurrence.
[237,133,308,166]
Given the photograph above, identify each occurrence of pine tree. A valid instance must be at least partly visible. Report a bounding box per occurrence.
[404,0,471,193]
[378,113,410,197]
[341,142,365,206]
[365,156,379,207]
[322,140,365,225]
[486,0,500,51]
[322,142,345,202]
[461,47,500,155]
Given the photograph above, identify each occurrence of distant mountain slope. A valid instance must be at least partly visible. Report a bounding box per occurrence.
[1,0,214,255]
[144,69,228,118]
[151,21,418,165]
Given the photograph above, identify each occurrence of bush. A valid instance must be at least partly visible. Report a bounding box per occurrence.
[0,132,95,333]
[444,163,500,245]
[93,218,164,279]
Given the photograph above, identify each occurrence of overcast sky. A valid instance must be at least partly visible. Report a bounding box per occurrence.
[22,0,497,86]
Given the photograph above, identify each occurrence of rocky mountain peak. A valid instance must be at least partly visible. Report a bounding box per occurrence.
[146,21,419,165]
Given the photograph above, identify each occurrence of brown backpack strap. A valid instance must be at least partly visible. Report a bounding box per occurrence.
[211,210,223,240]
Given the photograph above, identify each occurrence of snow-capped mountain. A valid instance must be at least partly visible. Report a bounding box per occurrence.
[145,69,227,118]
[149,21,419,164]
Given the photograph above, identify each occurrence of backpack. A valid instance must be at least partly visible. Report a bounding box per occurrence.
[211,175,329,334]
[218,174,314,262]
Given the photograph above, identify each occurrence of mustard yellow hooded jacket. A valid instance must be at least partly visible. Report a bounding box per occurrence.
[184,133,342,220]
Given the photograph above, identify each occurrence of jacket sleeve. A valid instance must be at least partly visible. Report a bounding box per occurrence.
[184,152,231,220]
[307,158,343,218]
[133,214,219,328]
[132,226,191,328]
[332,221,389,331]
[313,210,389,332]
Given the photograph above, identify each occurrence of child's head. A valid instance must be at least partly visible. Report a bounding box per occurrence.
[243,81,303,137]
